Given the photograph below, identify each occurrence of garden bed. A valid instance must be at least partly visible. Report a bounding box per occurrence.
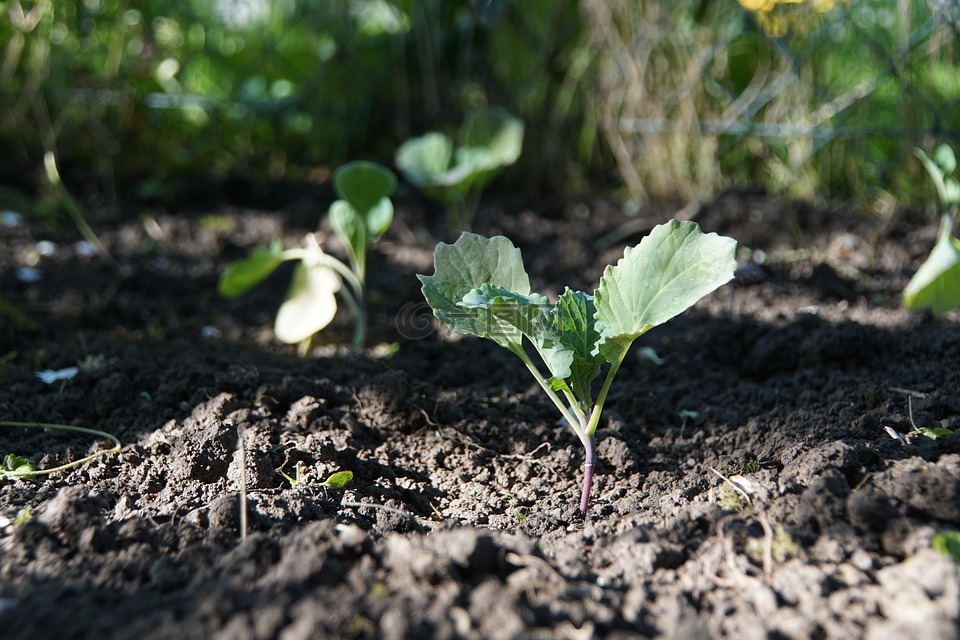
[1,189,959,639]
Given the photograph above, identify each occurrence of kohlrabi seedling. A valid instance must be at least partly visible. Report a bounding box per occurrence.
[904,144,960,314]
[219,161,396,351]
[395,107,523,233]
[419,220,737,512]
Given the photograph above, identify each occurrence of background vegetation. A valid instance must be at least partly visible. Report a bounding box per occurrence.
[1,0,958,217]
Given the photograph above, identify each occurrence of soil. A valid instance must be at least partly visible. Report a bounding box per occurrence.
[1,188,959,639]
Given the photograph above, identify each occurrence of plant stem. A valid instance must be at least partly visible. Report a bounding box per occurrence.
[585,350,627,437]
[510,344,584,441]
[579,434,596,513]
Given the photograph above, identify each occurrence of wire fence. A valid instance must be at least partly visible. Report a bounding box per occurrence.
[587,0,960,206]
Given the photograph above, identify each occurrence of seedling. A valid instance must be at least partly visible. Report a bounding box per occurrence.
[277,463,354,490]
[219,161,396,351]
[420,220,736,512]
[395,107,523,233]
[904,144,960,314]
[0,421,120,481]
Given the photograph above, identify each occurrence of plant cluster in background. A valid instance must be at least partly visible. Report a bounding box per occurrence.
[219,161,396,351]
[1,1,958,216]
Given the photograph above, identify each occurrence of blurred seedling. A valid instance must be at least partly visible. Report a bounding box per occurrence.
[219,161,396,352]
[396,107,523,234]
[904,144,960,314]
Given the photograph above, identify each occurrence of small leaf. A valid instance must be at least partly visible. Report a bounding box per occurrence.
[934,144,956,175]
[218,242,285,298]
[365,198,394,238]
[274,260,342,344]
[903,215,960,315]
[419,233,532,349]
[334,161,397,215]
[919,427,954,441]
[4,454,29,471]
[396,132,455,186]
[932,530,960,565]
[322,470,353,489]
[552,289,604,395]
[595,220,737,362]
[330,200,367,269]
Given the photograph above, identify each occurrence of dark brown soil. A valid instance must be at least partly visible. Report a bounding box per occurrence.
[2,189,959,639]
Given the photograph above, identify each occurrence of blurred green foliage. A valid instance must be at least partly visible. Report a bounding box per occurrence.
[0,0,958,212]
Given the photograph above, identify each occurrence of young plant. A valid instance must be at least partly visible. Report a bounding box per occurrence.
[419,220,737,512]
[395,107,524,233]
[219,161,396,351]
[904,144,960,314]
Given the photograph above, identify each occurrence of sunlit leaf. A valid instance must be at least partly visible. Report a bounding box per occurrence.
[274,261,342,344]
[595,220,737,362]
[322,470,353,489]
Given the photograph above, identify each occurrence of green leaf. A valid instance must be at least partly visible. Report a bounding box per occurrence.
[934,144,956,175]
[334,161,397,215]
[395,132,455,186]
[457,284,553,351]
[365,197,394,238]
[595,220,737,362]
[274,260,342,344]
[330,200,367,269]
[322,470,353,489]
[553,288,604,397]
[932,530,960,565]
[4,454,29,471]
[218,241,285,298]
[919,427,954,441]
[459,107,524,168]
[903,215,960,315]
[419,233,532,349]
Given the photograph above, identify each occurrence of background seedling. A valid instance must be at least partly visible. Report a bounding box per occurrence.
[420,220,736,512]
[932,531,960,566]
[219,161,396,351]
[2,454,36,482]
[396,107,523,234]
[904,144,960,314]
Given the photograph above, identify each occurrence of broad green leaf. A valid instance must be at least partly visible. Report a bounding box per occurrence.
[330,200,367,269]
[419,233,531,349]
[904,215,960,315]
[919,427,954,441]
[321,470,353,489]
[218,241,285,298]
[334,161,397,215]
[274,261,342,344]
[595,220,737,362]
[4,454,29,471]
[460,107,524,167]
[366,197,394,238]
[552,289,604,397]
[396,132,454,186]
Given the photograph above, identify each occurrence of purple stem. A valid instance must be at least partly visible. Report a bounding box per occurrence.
[579,435,596,514]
